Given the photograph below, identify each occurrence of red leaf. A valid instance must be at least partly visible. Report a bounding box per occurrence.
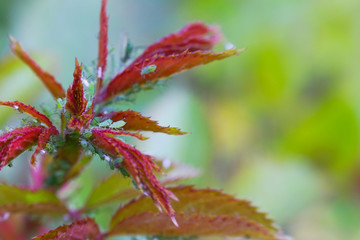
[92,128,148,140]
[0,214,49,240]
[67,103,94,132]
[90,129,177,219]
[136,22,222,60]
[66,59,87,116]
[9,36,65,99]
[97,49,242,102]
[0,126,38,147]
[0,101,54,128]
[109,212,279,240]
[108,186,280,239]
[111,186,276,230]
[96,0,108,92]
[30,127,58,166]
[0,126,45,169]
[104,110,186,135]
[32,218,103,240]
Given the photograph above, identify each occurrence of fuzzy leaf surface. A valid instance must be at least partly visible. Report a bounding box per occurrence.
[32,218,103,240]
[90,130,176,218]
[0,126,45,169]
[98,49,242,102]
[96,0,108,91]
[66,59,87,116]
[0,183,67,214]
[110,186,276,230]
[106,110,186,135]
[0,101,54,127]
[135,21,221,61]
[108,212,279,240]
[30,126,58,166]
[92,128,148,140]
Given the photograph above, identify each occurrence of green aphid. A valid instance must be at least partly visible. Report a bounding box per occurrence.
[56,98,64,110]
[91,117,102,126]
[98,119,113,127]
[141,64,157,75]
[83,131,93,139]
[109,120,126,129]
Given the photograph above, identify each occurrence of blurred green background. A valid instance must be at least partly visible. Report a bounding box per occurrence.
[1,0,360,239]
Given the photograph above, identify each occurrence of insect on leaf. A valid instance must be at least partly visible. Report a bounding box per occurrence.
[141,64,157,75]
[97,49,243,102]
[105,110,186,135]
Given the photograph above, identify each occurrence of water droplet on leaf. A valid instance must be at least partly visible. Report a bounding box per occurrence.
[104,155,111,162]
[0,212,10,222]
[162,159,172,169]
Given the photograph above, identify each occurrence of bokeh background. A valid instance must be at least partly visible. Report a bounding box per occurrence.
[1,0,360,239]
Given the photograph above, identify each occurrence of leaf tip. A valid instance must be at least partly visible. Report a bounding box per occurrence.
[8,35,16,44]
[171,215,179,228]
[8,35,20,52]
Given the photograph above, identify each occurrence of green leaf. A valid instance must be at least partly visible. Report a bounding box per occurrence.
[0,183,68,214]
[83,173,136,211]
[109,120,126,129]
[82,160,199,211]
[98,119,113,127]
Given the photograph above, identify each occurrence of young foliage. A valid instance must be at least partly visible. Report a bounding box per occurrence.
[96,0,108,92]
[96,49,242,103]
[0,101,54,127]
[66,59,87,116]
[104,110,186,135]
[0,0,283,239]
[0,126,45,169]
